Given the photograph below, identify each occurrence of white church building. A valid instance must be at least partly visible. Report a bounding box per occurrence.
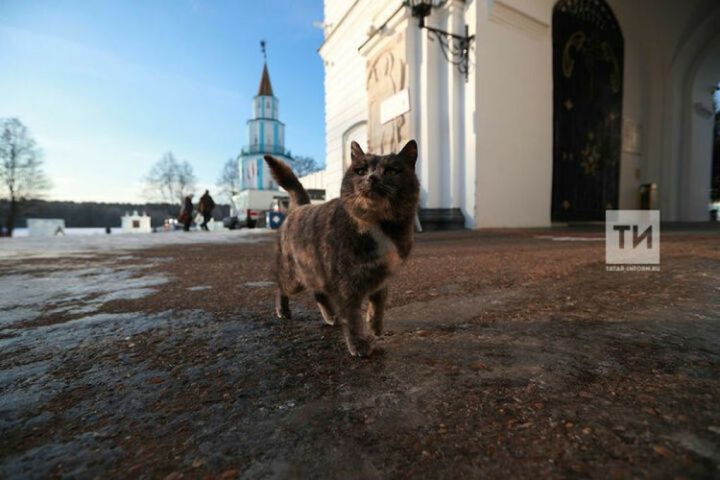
[313,0,720,228]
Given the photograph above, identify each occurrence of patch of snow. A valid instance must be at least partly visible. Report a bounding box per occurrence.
[0,307,42,327]
[187,285,212,291]
[0,310,213,354]
[0,229,274,261]
[244,281,275,288]
[0,265,168,327]
[534,236,604,242]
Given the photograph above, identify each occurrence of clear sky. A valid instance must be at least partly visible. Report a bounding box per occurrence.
[0,0,325,203]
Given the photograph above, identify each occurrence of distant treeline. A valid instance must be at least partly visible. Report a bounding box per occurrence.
[0,200,230,228]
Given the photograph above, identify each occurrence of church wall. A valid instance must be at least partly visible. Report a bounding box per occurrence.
[615,31,648,211]
[462,0,477,227]
[471,0,684,227]
[409,1,477,226]
[321,1,481,227]
[673,10,720,221]
[298,170,327,191]
[595,0,650,212]
[607,0,720,220]
[319,0,391,199]
[606,0,681,216]
[471,0,719,226]
[323,0,357,30]
[474,0,554,227]
[684,38,720,220]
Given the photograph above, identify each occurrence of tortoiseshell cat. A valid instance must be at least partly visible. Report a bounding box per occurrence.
[264,140,419,357]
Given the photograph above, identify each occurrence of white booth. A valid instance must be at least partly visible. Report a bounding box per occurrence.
[121,211,152,234]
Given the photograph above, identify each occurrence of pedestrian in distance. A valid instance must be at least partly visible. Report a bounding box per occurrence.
[179,194,194,232]
[198,190,216,231]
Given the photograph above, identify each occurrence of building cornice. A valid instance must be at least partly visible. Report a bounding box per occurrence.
[318,0,361,57]
[358,2,408,55]
[246,118,285,126]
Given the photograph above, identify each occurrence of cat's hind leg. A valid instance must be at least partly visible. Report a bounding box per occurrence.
[274,253,304,320]
[314,292,336,326]
[366,287,388,336]
[340,301,374,357]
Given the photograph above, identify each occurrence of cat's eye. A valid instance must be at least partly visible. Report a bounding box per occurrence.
[355,167,368,176]
[384,167,399,175]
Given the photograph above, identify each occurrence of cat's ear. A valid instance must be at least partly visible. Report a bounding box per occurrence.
[350,141,365,164]
[399,140,418,168]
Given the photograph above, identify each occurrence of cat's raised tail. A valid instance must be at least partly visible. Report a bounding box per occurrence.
[264,155,311,208]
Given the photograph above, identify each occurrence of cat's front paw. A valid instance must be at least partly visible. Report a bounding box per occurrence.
[345,335,375,358]
[275,307,291,320]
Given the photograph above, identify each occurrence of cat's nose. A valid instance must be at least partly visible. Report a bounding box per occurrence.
[368,174,380,184]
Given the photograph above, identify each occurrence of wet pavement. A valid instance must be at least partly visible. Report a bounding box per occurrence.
[1,228,719,479]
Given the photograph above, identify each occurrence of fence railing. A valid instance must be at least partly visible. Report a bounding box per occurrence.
[240,145,292,157]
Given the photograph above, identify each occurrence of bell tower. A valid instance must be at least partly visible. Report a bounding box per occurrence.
[238,41,291,190]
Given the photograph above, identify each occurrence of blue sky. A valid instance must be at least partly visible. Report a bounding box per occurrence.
[0,0,325,203]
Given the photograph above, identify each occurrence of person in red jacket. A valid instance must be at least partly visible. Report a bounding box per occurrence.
[179,194,194,231]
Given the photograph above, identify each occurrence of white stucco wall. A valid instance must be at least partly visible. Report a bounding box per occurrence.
[474,0,553,227]
[319,0,387,199]
[322,0,477,225]
[607,0,720,220]
[684,38,720,220]
[298,170,327,191]
[472,0,720,226]
[121,212,152,234]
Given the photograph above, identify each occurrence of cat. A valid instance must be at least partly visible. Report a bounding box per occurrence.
[263,140,419,357]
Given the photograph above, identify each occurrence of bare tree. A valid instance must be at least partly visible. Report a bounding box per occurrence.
[216,157,241,202]
[0,118,51,236]
[291,155,322,178]
[143,152,197,204]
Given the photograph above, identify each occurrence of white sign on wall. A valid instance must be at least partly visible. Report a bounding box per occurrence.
[380,89,410,125]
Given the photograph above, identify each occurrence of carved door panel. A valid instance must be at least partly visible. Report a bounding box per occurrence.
[552,0,623,221]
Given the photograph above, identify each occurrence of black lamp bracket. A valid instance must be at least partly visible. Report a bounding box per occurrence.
[410,2,474,81]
